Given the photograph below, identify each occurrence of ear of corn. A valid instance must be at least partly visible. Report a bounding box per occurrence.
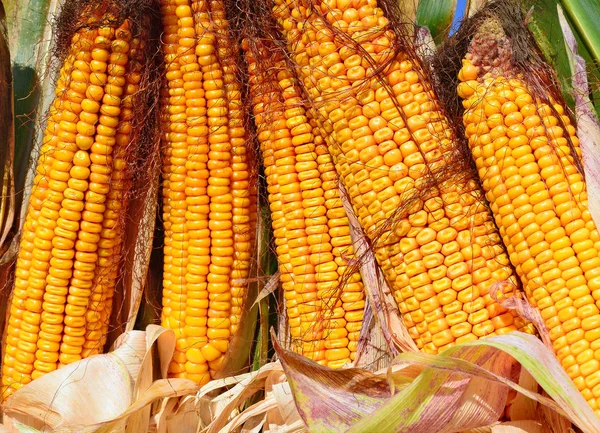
[268,0,535,354]
[159,0,257,385]
[2,15,145,400]
[244,41,365,367]
[458,19,600,416]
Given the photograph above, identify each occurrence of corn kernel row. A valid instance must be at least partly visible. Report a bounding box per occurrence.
[159,0,256,385]
[245,41,365,367]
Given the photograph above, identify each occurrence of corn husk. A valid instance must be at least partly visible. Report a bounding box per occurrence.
[270,332,598,433]
[0,0,14,257]
[1,325,197,433]
[558,4,600,229]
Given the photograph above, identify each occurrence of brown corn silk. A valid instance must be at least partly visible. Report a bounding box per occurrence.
[159,0,258,385]
[244,35,366,367]
[1,0,156,400]
[449,1,600,417]
[258,0,536,354]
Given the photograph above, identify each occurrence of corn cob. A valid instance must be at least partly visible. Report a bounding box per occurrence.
[458,19,600,415]
[269,0,535,353]
[159,0,256,385]
[244,40,365,367]
[2,15,145,400]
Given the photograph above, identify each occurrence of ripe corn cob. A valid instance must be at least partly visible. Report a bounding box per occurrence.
[244,40,365,367]
[2,16,145,400]
[458,19,600,416]
[159,0,257,385]
[269,0,535,353]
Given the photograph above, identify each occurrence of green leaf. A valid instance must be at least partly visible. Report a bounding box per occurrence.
[521,0,600,118]
[560,0,600,67]
[3,0,57,252]
[416,0,458,44]
[558,5,600,231]
[0,0,15,257]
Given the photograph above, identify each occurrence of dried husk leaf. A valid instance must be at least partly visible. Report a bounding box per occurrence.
[151,394,197,433]
[507,369,538,422]
[466,0,488,17]
[536,396,574,433]
[218,398,278,433]
[122,325,177,433]
[558,5,600,228]
[490,420,545,433]
[340,186,415,355]
[273,332,599,433]
[353,302,394,371]
[3,354,134,430]
[272,332,392,433]
[240,415,266,433]
[207,363,289,433]
[1,326,195,433]
[252,272,280,308]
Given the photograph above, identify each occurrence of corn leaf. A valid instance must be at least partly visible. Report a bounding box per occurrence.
[416,0,458,44]
[560,0,600,67]
[3,0,57,255]
[521,0,600,118]
[275,332,599,433]
[0,0,14,257]
[558,5,600,230]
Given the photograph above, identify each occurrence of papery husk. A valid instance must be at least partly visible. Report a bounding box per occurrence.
[490,421,545,433]
[149,360,308,433]
[506,369,538,422]
[466,0,488,17]
[201,361,307,433]
[340,185,415,358]
[1,326,197,433]
[269,332,592,433]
